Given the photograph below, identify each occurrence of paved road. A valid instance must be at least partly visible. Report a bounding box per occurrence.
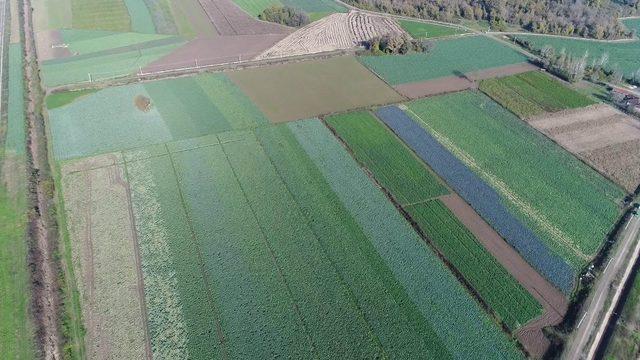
[564,214,640,360]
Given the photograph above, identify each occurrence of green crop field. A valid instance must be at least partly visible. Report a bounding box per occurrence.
[233,0,345,17]
[480,71,595,118]
[228,56,404,123]
[513,34,640,78]
[359,35,529,85]
[399,20,468,39]
[326,111,448,205]
[123,0,156,33]
[406,200,542,331]
[48,73,267,159]
[623,18,640,35]
[60,29,174,55]
[70,0,132,32]
[406,91,623,270]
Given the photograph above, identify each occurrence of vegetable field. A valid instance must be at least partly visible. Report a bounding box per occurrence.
[359,35,529,85]
[480,71,595,118]
[405,200,543,331]
[513,34,640,78]
[399,20,467,39]
[325,111,448,205]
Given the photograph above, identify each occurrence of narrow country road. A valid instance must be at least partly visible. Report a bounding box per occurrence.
[564,213,640,360]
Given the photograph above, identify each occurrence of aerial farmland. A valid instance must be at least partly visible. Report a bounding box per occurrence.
[3,0,640,359]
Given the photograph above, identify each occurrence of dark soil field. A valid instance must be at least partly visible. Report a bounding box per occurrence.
[198,0,292,36]
[228,56,405,122]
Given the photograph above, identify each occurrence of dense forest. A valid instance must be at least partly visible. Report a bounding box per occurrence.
[343,0,640,39]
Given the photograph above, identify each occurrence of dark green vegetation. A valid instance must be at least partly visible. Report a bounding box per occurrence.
[406,91,623,271]
[343,0,636,39]
[359,36,528,85]
[603,264,640,359]
[258,6,309,27]
[325,111,448,205]
[405,200,542,330]
[46,88,98,109]
[399,20,467,39]
[480,71,595,118]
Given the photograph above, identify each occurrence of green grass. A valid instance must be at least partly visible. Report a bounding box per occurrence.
[359,35,529,85]
[6,44,24,155]
[0,190,34,359]
[70,0,132,32]
[233,0,281,16]
[326,111,448,206]
[480,71,595,118]
[623,18,640,36]
[123,0,156,33]
[406,91,624,269]
[233,0,345,17]
[292,119,523,359]
[513,34,640,78]
[48,73,266,159]
[399,20,467,39]
[405,200,543,331]
[603,264,640,359]
[61,29,173,55]
[46,89,98,110]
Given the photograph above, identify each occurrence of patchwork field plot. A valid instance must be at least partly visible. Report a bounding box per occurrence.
[257,11,405,59]
[48,73,268,159]
[513,34,640,78]
[61,155,148,359]
[228,56,404,122]
[70,0,132,32]
[480,71,595,118]
[527,104,640,192]
[375,94,623,292]
[359,35,529,85]
[325,111,448,205]
[399,20,468,39]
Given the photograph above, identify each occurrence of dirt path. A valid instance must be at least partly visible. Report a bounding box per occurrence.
[22,0,62,357]
[440,194,568,357]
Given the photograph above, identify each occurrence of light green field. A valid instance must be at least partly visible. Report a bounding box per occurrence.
[123,0,156,33]
[70,0,132,32]
[233,0,345,17]
[61,29,173,55]
[399,20,468,39]
[480,71,595,118]
[234,0,281,16]
[623,18,640,36]
[360,35,529,85]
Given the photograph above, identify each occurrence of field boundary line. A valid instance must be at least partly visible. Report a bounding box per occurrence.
[120,162,154,360]
[253,130,389,357]
[215,136,319,357]
[163,145,229,360]
[403,106,590,262]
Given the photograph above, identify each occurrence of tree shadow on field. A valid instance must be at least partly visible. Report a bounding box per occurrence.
[452,70,471,82]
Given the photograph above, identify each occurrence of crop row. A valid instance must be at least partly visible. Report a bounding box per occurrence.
[479,71,594,118]
[375,105,575,292]
[325,111,448,206]
[405,200,543,331]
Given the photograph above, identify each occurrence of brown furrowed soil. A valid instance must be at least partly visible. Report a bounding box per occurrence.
[440,194,568,358]
[527,104,640,192]
[61,154,149,359]
[257,11,405,59]
[142,34,286,72]
[394,76,476,99]
[196,0,292,36]
[228,55,405,123]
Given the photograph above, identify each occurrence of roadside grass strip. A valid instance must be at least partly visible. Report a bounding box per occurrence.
[513,34,640,78]
[5,44,24,155]
[70,0,132,32]
[123,0,156,33]
[359,35,529,85]
[399,20,467,39]
[405,200,543,331]
[48,74,267,159]
[375,105,576,292]
[325,111,448,205]
[257,123,451,359]
[479,71,595,118]
[292,119,523,359]
[403,92,623,267]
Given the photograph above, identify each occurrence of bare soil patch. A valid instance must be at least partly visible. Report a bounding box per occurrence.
[134,95,152,112]
[197,0,292,36]
[34,30,71,61]
[142,34,286,73]
[527,104,640,192]
[465,63,538,81]
[440,194,568,358]
[228,55,405,123]
[394,76,476,99]
[257,11,405,59]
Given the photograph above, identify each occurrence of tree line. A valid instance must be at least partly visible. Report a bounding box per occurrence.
[343,0,639,39]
